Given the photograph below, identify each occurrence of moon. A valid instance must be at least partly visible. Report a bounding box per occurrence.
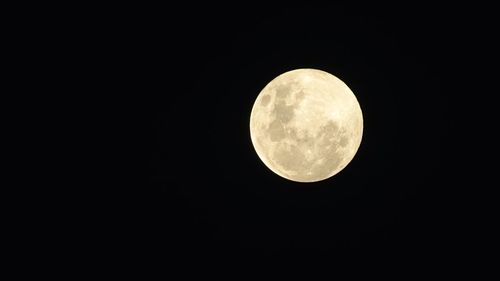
[249,68,363,183]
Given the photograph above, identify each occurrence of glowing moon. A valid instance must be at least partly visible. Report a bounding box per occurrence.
[250,68,363,182]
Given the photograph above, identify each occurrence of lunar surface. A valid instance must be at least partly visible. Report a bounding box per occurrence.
[250,68,363,182]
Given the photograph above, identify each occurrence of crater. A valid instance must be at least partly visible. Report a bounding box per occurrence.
[321,121,339,136]
[260,95,271,107]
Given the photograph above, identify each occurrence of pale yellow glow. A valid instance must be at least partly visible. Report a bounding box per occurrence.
[250,68,363,183]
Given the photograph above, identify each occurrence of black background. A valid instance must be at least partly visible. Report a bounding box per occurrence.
[106,2,490,262]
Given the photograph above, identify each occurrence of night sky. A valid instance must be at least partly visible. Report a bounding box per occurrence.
[125,3,480,260]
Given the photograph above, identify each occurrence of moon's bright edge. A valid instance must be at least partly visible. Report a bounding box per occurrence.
[250,68,363,183]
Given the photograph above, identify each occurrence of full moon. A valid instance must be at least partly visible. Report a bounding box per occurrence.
[250,68,363,182]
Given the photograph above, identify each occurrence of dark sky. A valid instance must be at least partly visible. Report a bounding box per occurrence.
[121,3,484,261]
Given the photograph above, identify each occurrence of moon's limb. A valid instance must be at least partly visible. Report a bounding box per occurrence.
[250,68,363,183]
